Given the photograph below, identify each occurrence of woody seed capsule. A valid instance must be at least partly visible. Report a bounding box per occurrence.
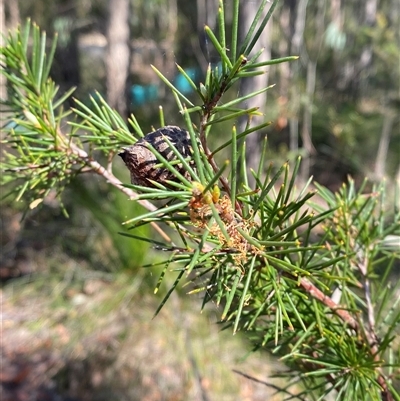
[118,125,194,188]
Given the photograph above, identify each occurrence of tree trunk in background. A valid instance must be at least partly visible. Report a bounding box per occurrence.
[279,0,297,153]
[55,8,80,98]
[374,112,395,180]
[106,0,130,117]
[298,0,325,182]
[357,0,378,96]
[239,0,271,189]
[1,0,20,102]
[300,59,317,180]
[330,0,342,30]
[6,0,19,29]
[290,0,307,171]
[196,0,219,68]
[276,5,291,143]
[163,0,178,79]
[292,0,307,54]
[0,0,5,102]
[340,0,378,96]
[330,0,343,89]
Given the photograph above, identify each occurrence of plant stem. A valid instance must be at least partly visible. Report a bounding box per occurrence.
[68,141,173,243]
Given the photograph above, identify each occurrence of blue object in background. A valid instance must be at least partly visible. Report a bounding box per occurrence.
[130,84,159,107]
[130,66,203,107]
[173,67,201,95]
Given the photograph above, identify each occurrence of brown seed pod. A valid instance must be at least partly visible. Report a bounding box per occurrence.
[118,125,194,188]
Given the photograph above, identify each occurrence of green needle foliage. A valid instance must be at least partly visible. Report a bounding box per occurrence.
[1,1,399,399]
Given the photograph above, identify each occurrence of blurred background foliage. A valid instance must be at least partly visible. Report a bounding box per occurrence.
[7,0,399,184]
[0,0,399,399]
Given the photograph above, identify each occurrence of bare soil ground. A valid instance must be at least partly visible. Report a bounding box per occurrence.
[1,273,283,401]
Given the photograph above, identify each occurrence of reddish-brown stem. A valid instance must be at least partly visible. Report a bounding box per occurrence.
[299,276,393,401]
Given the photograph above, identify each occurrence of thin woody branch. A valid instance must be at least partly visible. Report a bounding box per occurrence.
[299,276,393,401]
[68,141,174,244]
[299,277,358,330]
